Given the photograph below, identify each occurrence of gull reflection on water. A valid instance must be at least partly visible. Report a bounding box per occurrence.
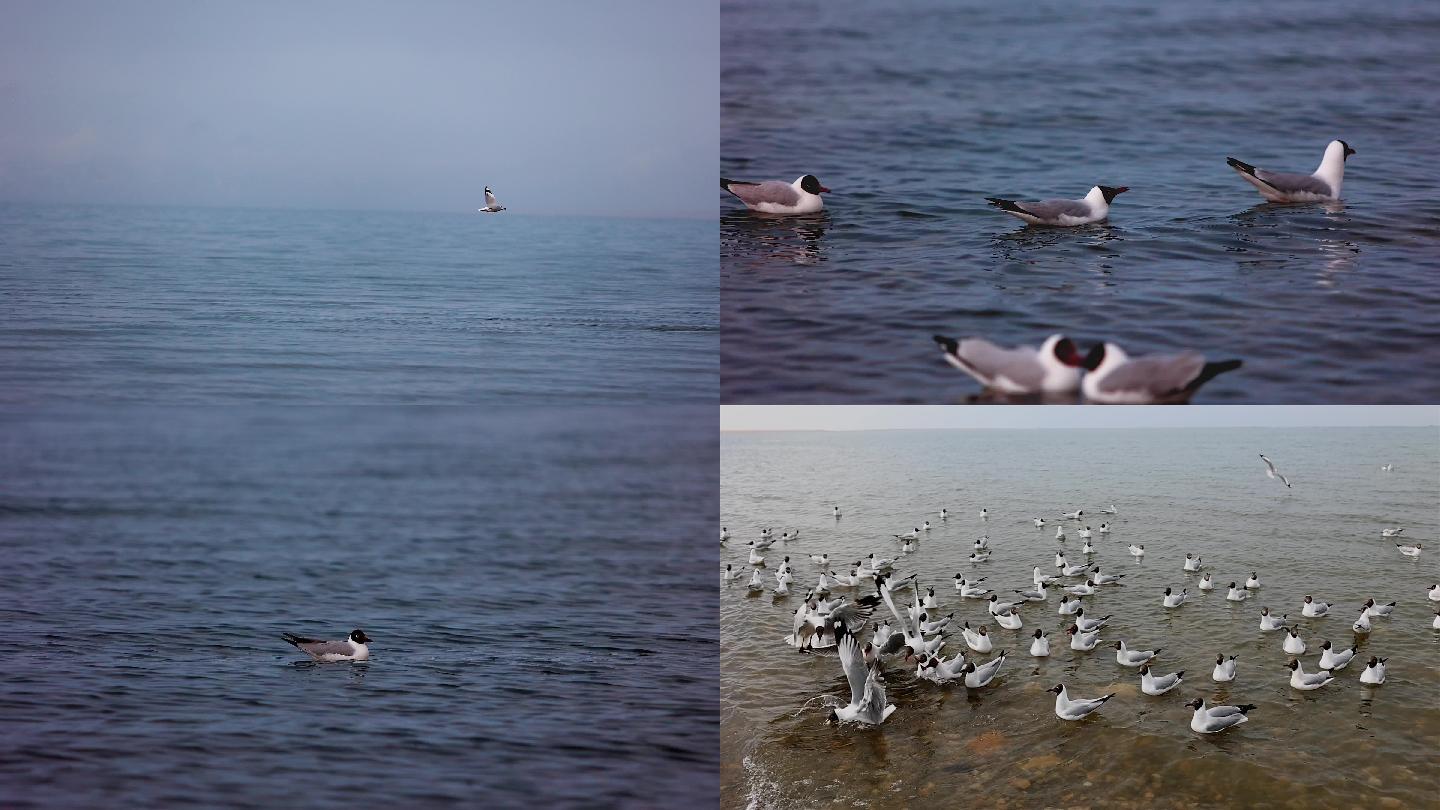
[722,210,830,267]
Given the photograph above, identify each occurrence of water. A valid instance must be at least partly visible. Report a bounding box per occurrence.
[721,0,1440,403]
[1,406,718,808]
[721,427,1439,809]
[0,204,716,403]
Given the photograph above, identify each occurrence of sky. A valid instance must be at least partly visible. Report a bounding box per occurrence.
[0,1,717,218]
[721,405,1440,431]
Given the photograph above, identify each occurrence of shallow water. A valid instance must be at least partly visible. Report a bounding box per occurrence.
[721,0,1440,403]
[1,406,718,808]
[0,204,717,403]
[721,427,1439,809]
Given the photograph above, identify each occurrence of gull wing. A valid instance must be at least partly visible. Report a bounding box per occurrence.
[723,179,801,208]
[836,632,868,707]
[1093,353,1207,398]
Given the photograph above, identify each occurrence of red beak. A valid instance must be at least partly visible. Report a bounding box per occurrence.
[818,186,831,193]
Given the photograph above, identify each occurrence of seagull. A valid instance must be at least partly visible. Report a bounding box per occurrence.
[1163,587,1188,608]
[921,587,939,610]
[1212,654,1238,682]
[1182,554,1203,572]
[1397,543,1423,557]
[1362,598,1395,619]
[1033,517,1047,528]
[969,550,991,564]
[1258,454,1291,488]
[1318,641,1357,671]
[1287,659,1335,690]
[748,568,765,592]
[1057,595,1083,615]
[1226,140,1354,202]
[894,529,920,541]
[1056,525,1067,541]
[1198,574,1215,591]
[980,508,989,521]
[721,175,828,214]
[748,547,765,566]
[827,631,897,725]
[1091,568,1124,585]
[1435,609,1440,629]
[1067,579,1099,597]
[1101,504,1119,515]
[1259,608,1287,631]
[1431,584,1440,602]
[1081,343,1242,404]
[1352,609,1372,634]
[1067,624,1101,651]
[1359,657,1387,685]
[1381,528,1404,538]
[1186,698,1256,734]
[1055,551,1067,569]
[1048,684,1115,720]
[281,629,371,662]
[961,650,1008,688]
[1098,523,1111,534]
[986,185,1129,226]
[1139,664,1185,695]
[809,553,830,566]
[720,527,729,541]
[1245,573,1261,589]
[1067,562,1092,579]
[939,508,949,520]
[1225,583,1248,602]
[1128,544,1146,557]
[994,609,1023,630]
[1081,540,1096,554]
[833,506,841,518]
[1379,464,1394,472]
[722,564,743,582]
[1073,609,1110,632]
[1283,627,1306,655]
[1302,596,1329,617]
[988,594,1022,616]
[921,521,932,532]
[477,185,506,213]
[1062,510,1084,521]
[1014,584,1048,602]
[1030,629,1050,657]
[1078,526,1093,540]
[958,577,992,598]
[1114,640,1160,667]
[961,622,993,653]
[917,651,970,684]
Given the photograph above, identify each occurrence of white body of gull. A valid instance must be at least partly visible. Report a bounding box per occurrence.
[1078,526,1093,540]
[1062,510,1084,521]
[1226,583,1248,602]
[919,612,952,635]
[1091,568,1124,585]
[1183,554,1203,572]
[988,595,1021,616]
[1259,608,1287,631]
[747,548,765,566]
[1061,562,1089,577]
[809,553,829,566]
[1067,625,1101,651]
[477,186,506,213]
[1362,598,1395,619]
[1098,523,1111,534]
[1073,609,1110,632]
[962,650,1007,688]
[1128,544,1146,557]
[1081,540,1096,554]
[1198,574,1215,591]
[282,629,371,662]
[921,588,939,610]
[1283,628,1306,655]
[833,506,841,518]
[987,185,1129,226]
[1352,610,1372,634]
[1186,698,1256,734]
[1067,580,1098,597]
[1245,573,1261,589]
[1226,140,1354,203]
[1114,640,1160,667]
[940,508,949,520]
[1101,504,1119,515]
[722,174,828,214]
[1163,588,1188,608]
[1302,596,1329,617]
[1213,654,1238,682]
[722,564,742,582]
[961,623,993,653]
[1288,659,1335,690]
[1030,630,1050,657]
[1259,454,1291,488]
[720,527,729,541]
[980,508,989,521]
[748,568,765,592]
[1034,517,1047,528]
[1058,595,1082,615]
[1081,343,1242,404]
[994,610,1023,630]
[1397,543,1423,557]
[1139,665,1185,695]
[894,529,919,541]
[1318,641,1357,670]
[1359,657,1387,684]
[1431,584,1440,602]
[1380,464,1394,472]
[1049,684,1115,720]
[1055,551,1067,569]
[1014,584,1047,602]
[827,631,896,725]
[1056,526,1067,541]
[1381,528,1403,538]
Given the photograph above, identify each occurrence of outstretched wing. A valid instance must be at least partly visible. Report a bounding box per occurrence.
[836,632,868,707]
[879,579,914,637]
[484,189,501,209]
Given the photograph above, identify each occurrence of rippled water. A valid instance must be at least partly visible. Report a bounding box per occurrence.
[1,406,717,808]
[721,427,1439,809]
[0,204,716,403]
[721,0,1440,403]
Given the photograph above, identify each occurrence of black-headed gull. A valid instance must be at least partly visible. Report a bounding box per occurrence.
[1396,543,1423,557]
[1048,684,1115,720]
[1287,659,1335,690]
[1212,654,1238,682]
[1380,528,1403,538]
[1098,523,1110,534]
[1101,504,1119,515]
[827,631,896,725]
[1073,609,1110,632]
[1198,574,1215,591]
[1139,664,1184,695]
[477,186,506,213]
[833,506,841,518]
[1430,584,1440,602]
[961,622,993,653]
[747,568,765,592]
[1162,587,1187,608]
[1061,509,1084,520]
[961,650,1007,688]
[1352,609,1372,634]
[1259,608,1287,631]
[1361,598,1395,619]
[281,629,371,662]
[1030,629,1050,657]
[722,564,743,582]
[1186,698,1256,734]
[1182,554,1203,572]
[1245,573,1262,589]
[720,527,729,541]
[1114,640,1160,667]
[722,175,828,214]
[1226,140,1353,202]
[1081,343,1242,404]
[1057,595,1082,615]
[1226,582,1248,602]
[1067,624,1101,651]
[1259,454,1291,488]
[1359,656,1387,685]
[1318,640,1357,670]
[1128,544,1146,557]
[1302,595,1330,617]
[1283,628,1306,655]
[986,185,1129,226]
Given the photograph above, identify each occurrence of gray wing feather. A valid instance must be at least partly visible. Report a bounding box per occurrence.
[1018,199,1092,220]
[954,339,1044,388]
[299,639,352,656]
[1254,170,1331,196]
[1096,353,1206,396]
[484,190,501,208]
[857,663,888,722]
[836,633,868,707]
[1207,705,1247,717]
[726,180,801,207]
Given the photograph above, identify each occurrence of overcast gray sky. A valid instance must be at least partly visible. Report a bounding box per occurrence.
[721,406,1440,431]
[0,1,716,218]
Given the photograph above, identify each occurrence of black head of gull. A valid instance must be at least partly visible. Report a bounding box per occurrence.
[799,175,830,195]
[349,629,370,643]
[1098,185,1129,203]
[1339,140,1356,159]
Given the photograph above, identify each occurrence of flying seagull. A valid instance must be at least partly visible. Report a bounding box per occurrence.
[1259,454,1291,488]
[478,186,506,213]
[1227,140,1354,203]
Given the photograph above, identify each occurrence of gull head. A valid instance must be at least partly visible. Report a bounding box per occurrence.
[1046,684,1065,695]
[797,175,830,195]
[1098,185,1129,203]
[350,629,371,644]
[1042,334,1084,368]
[1183,698,1205,710]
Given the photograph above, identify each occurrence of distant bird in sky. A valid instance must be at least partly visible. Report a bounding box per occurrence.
[478,185,506,213]
[1259,454,1291,488]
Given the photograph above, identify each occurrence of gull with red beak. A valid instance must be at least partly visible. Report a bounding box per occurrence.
[932,334,1083,395]
[985,185,1128,226]
[721,174,829,214]
[1079,342,1242,404]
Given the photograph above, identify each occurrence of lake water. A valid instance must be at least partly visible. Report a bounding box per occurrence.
[1,406,718,808]
[0,204,716,403]
[721,427,1438,809]
[721,0,1440,403]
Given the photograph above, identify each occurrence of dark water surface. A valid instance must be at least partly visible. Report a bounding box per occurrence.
[1,406,717,808]
[722,427,1439,809]
[0,204,716,403]
[722,0,1440,403]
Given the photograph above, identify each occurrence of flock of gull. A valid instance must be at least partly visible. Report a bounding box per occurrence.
[722,140,1358,403]
[721,455,1433,733]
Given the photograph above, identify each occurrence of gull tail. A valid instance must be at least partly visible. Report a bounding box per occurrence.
[1237,704,1258,713]
[1099,693,1116,703]
[933,334,960,355]
[1187,359,1243,392]
[281,633,315,648]
[1226,157,1259,177]
[985,197,1026,214]
[721,178,756,192]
